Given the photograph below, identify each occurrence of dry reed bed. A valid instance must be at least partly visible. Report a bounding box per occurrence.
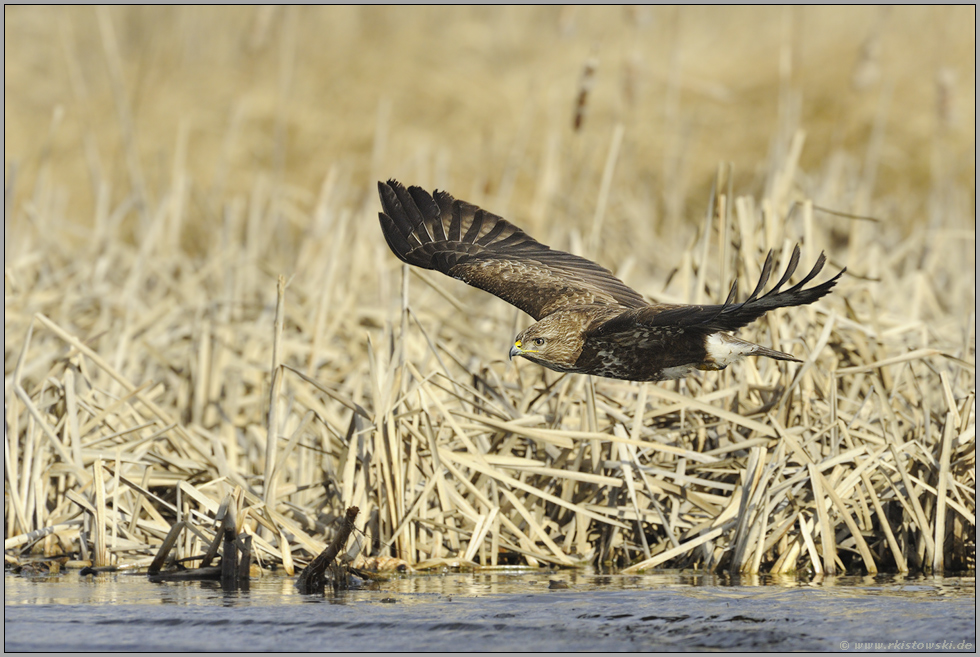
[4,150,974,576]
[4,7,975,578]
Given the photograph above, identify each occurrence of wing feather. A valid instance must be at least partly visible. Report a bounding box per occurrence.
[589,245,844,337]
[378,180,647,319]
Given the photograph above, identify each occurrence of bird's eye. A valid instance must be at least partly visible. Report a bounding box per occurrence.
[533,337,545,346]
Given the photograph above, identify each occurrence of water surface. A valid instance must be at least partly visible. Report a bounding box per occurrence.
[5,570,975,652]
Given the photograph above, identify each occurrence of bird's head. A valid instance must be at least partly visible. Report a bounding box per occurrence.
[509,314,584,372]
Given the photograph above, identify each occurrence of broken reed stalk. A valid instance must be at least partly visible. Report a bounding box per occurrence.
[146,507,251,587]
[220,517,239,585]
[295,506,359,594]
[265,275,287,511]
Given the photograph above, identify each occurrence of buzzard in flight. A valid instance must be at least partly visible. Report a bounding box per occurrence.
[378,180,843,382]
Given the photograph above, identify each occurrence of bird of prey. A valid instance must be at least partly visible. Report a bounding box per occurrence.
[377,180,843,382]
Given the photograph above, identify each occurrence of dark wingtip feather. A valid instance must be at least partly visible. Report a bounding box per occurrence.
[723,279,738,306]
[377,180,435,268]
[709,246,845,332]
[744,250,775,304]
[378,212,416,264]
[760,244,801,299]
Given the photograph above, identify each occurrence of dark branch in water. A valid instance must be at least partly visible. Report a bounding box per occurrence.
[295,506,360,595]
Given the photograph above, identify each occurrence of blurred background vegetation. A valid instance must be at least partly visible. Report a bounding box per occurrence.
[6,6,974,242]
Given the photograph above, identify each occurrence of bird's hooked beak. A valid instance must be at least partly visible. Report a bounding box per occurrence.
[509,340,523,361]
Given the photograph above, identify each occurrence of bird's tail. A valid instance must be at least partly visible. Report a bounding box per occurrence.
[700,333,801,371]
[749,343,802,363]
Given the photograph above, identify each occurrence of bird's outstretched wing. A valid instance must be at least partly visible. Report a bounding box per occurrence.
[587,245,844,338]
[378,180,647,320]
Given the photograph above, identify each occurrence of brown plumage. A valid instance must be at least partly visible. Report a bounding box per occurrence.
[378,180,844,382]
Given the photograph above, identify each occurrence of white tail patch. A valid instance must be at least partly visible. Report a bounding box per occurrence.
[705,333,757,368]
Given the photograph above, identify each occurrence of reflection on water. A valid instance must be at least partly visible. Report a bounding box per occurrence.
[4,569,974,606]
[5,570,976,652]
